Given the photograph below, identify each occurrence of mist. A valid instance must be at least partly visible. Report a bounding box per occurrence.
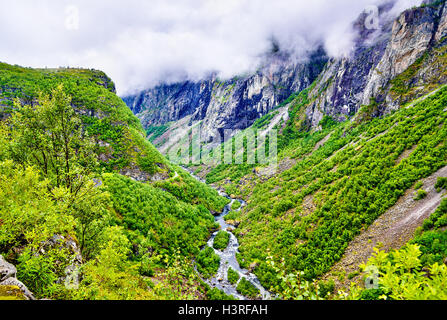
[0,0,422,95]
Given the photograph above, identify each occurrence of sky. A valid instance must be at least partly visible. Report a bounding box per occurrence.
[0,0,422,95]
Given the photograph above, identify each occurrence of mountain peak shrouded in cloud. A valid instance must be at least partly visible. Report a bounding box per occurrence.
[0,0,422,95]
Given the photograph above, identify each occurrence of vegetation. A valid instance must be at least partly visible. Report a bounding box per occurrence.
[196,246,220,279]
[435,177,447,192]
[200,78,447,299]
[0,63,229,300]
[146,124,169,143]
[236,277,260,299]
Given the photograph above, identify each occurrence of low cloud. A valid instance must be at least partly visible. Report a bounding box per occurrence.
[0,0,422,95]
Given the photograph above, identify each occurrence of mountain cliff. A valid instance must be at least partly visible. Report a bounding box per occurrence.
[305,0,447,127]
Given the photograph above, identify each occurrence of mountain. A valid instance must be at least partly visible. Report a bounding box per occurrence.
[1,0,447,302]
[126,0,447,147]
[305,0,447,128]
[183,0,447,299]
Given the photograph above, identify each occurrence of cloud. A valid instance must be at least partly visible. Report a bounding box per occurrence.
[0,0,422,95]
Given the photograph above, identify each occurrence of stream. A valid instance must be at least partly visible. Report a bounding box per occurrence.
[183,167,271,300]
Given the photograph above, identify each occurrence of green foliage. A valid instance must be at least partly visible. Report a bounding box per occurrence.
[196,246,220,279]
[265,254,324,300]
[236,277,260,299]
[319,115,337,130]
[155,167,229,213]
[213,231,230,251]
[17,247,73,299]
[231,200,242,210]
[227,267,240,285]
[252,111,279,129]
[0,161,76,252]
[414,181,424,190]
[422,198,447,231]
[102,173,216,257]
[0,62,166,175]
[146,124,169,142]
[7,85,97,192]
[206,288,236,300]
[0,62,232,300]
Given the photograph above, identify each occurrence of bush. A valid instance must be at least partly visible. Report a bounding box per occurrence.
[206,288,236,300]
[196,246,220,278]
[414,189,428,201]
[231,201,242,210]
[435,177,447,192]
[236,277,260,299]
[227,268,240,285]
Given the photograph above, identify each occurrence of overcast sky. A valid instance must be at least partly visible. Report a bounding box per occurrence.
[0,0,422,95]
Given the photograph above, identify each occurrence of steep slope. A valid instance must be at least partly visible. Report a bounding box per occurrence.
[226,81,447,296]
[124,49,327,150]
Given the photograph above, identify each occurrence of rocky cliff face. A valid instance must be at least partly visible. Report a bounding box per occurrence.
[124,49,328,145]
[305,0,447,127]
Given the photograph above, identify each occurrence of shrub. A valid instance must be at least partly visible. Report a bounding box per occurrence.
[435,177,447,192]
[414,189,428,201]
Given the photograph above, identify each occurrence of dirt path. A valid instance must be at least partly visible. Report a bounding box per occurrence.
[322,165,447,289]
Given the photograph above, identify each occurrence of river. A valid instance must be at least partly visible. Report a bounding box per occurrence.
[183,167,271,300]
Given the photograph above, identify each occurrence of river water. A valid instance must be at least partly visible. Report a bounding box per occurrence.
[183,167,271,300]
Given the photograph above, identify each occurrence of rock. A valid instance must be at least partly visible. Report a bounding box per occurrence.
[0,255,17,281]
[444,257,447,266]
[0,278,35,300]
